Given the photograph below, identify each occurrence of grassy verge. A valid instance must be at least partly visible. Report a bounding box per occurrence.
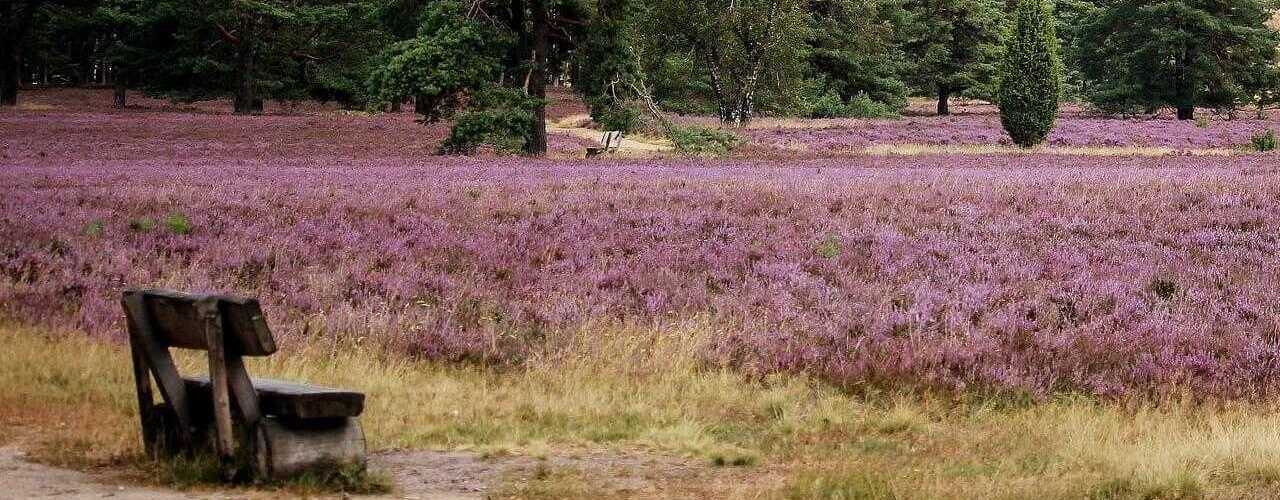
[4,321,1280,498]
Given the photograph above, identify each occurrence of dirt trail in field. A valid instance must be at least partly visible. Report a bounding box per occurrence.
[0,443,772,499]
[549,114,673,153]
[0,446,192,499]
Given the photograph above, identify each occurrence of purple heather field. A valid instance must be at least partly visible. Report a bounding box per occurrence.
[740,108,1280,151]
[4,90,1280,400]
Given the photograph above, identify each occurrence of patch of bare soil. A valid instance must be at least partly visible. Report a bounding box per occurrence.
[374,448,778,499]
[0,441,776,499]
[0,445,200,499]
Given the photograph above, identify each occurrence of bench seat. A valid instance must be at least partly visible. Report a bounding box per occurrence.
[184,376,364,420]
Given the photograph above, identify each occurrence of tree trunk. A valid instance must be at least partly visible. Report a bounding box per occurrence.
[414,94,428,116]
[0,2,19,107]
[233,17,258,115]
[390,99,401,113]
[937,87,950,116]
[113,80,127,108]
[525,0,549,156]
[1176,106,1194,120]
[0,44,16,107]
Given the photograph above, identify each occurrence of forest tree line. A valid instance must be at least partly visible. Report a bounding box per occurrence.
[4,0,1279,153]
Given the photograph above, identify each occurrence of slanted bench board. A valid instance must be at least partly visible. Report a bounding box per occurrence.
[184,376,365,420]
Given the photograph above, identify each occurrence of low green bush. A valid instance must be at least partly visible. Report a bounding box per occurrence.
[807,89,898,119]
[1250,129,1276,152]
[669,125,741,156]
[587,96,640,133]
[438,88,540,155]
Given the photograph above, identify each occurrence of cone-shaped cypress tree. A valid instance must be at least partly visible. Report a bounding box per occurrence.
[997,0,1062,148]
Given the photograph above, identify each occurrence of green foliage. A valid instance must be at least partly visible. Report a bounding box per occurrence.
[669,125,741,156]
[1250,129,1277,152]
[586,96,641,131]
[128,217,156,233]
[82,220,105,237]
[815,235,841,259]
[439,88,542,155]
[900,0,1005,111]
[578,0,641,132]
[997,0,1062,148]
[1077,0,1280,119]
[366,0,504,121]
[806,87,898,119]
[806,0,909,115]
[642,0,811,125]
[164,212,191,235]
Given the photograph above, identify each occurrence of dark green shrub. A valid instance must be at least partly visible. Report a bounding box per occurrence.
[669,126,742,156]
[997,0,1062,148]
[586,96,640,132]
[438,89,541,155]
[1250,129,1276,151]
[128,218,157,233]
[807,89,899,119]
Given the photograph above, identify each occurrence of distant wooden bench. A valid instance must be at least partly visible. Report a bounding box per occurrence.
[121,288,366,481]
[586,130,623,158]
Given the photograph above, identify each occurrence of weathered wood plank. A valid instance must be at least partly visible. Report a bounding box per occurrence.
[200,299,236,476]
[226,356,262,426]
[184,377,365,419]
[122,292,195,441]
[129,288,276,356]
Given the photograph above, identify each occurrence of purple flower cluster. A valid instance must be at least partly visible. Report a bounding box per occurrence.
[742,110,1280,151]
[4,154,1279,399]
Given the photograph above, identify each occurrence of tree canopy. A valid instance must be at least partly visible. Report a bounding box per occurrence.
[1078,0,1280,119]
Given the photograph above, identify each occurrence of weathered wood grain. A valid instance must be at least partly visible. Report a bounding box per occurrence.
[122,292,195,444]
[129,288,276,356]
[184,376,365,419]
[254,417,366,479]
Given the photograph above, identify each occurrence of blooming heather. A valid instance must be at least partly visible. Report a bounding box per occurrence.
[742,111,1280,152]
[3,154,1280,399]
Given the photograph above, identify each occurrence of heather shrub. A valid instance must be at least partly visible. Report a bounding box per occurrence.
[1250,129,1276,152]
[997,0,1062,148]
[669,126,741,156]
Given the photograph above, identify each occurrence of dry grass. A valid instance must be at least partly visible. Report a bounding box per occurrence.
[5,321,1280,498]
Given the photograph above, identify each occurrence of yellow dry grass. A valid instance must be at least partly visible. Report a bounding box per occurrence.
[5,321,1280,499]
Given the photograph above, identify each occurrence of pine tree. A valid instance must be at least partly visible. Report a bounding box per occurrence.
[900,0,1005,115]
[1077,0,1280,120]
[997,0,1061,148]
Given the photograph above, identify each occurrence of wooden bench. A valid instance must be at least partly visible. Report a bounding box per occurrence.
[586,130,623,158]
[121,288,366,481]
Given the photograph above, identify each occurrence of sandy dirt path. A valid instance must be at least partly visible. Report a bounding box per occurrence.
[549,114,673,153]
[0,446,202,500]
[1,444,772,499]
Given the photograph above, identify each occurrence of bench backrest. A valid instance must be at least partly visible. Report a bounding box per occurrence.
[129,289,277,356]
[601,130,623,150]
